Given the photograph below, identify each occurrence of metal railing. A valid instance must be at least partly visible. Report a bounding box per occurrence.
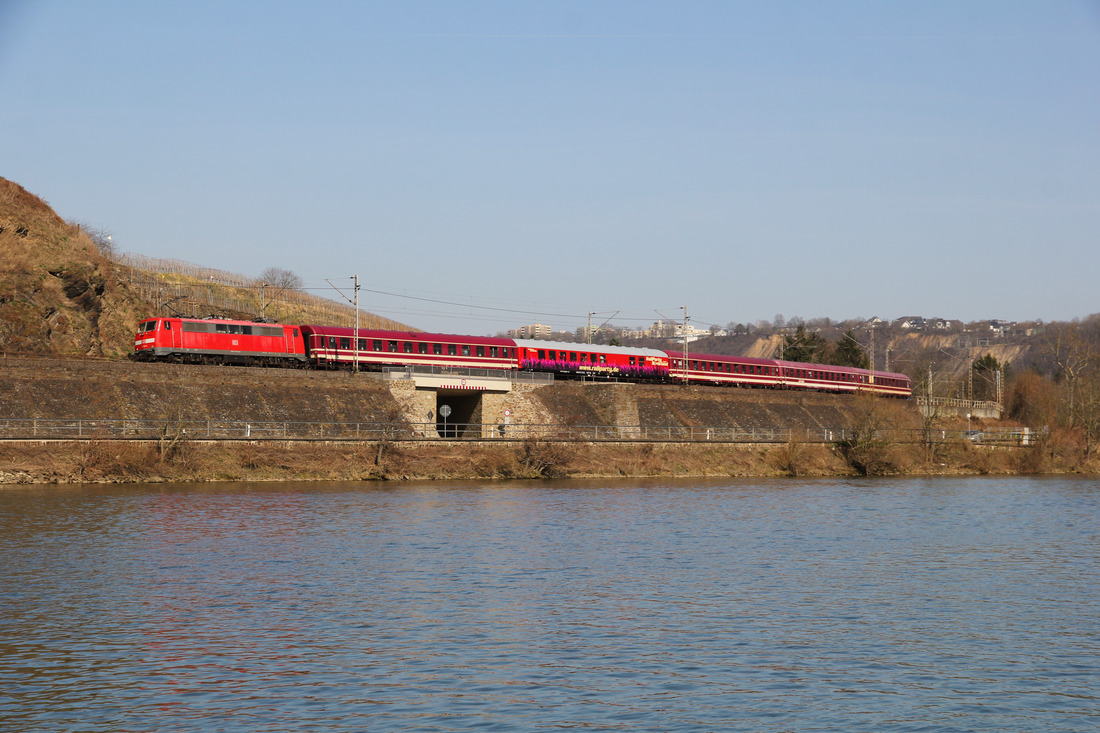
[0,419,1041,445]
[917,396,1001,411]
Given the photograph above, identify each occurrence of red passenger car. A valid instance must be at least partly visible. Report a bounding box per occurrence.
[665,350,783,387]
[133,317,307,365]
[299,326,518,371]
[514,339,670,379]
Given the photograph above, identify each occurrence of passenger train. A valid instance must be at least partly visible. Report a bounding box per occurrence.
[133,317,911,397]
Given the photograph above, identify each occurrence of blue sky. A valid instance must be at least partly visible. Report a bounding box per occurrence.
[2,1,1098,335]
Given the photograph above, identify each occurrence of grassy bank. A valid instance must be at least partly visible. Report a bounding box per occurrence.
[2,432,1092,485]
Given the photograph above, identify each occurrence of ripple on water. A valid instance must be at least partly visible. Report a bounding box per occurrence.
[0,477,1097,732]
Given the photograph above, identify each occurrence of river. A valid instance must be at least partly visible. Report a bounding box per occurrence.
[1,477,1096,732]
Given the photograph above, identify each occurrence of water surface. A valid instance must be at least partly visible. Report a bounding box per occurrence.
[1,476,1097,731]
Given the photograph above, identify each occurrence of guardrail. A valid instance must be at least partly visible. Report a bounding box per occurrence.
[0,419,1041,445]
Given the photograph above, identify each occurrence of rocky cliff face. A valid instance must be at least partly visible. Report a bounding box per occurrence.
[0,177,146,357]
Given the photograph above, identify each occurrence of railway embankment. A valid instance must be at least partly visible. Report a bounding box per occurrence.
[0,355,1067,484]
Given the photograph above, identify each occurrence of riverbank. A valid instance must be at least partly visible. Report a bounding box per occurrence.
[3,355,1095,484]
[2,433,1088,485]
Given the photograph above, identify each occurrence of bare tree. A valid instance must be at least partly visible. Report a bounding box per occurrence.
[1043,321,1095,427]
[75,221,116,259]
[259,267,303,291]
[257,267,304,319]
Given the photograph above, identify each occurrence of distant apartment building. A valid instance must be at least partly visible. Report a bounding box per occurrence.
[645,320,710,343]
[507,323,552,339]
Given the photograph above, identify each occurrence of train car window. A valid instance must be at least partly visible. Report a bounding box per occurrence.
[490,346,498,358]
[462,345,471,356]
[340,338,350,349]
[569,352,577,362]
[241,326,251,335]
[599,354,606,364]
[579,353,587,363]
[404,342,414,353]
[418,343,428,354]
[502,348,509,358]
[477,346,485,358]
[357,339,366,351]
[216,324,227,333]
[538,350,545,360]
[388,340,398,352]
[434,343,443,355]
[448,344,457,356]
[628,357,635,366]
[328,337,337,349]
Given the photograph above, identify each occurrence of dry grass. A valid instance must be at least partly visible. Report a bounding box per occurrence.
[3,433,1098,486]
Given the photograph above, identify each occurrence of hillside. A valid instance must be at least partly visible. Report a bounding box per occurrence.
[0,178,146,357]
[0,177,409,357]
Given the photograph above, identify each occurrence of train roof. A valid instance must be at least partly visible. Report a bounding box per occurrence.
[774,357,910,380]
[140,316,291,327]
[665,350,778,366]
[299,325,514,346]
[513,339,668,358]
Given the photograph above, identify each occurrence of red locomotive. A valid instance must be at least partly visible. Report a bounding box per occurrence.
[134,317,306,366]
[133,317,912,397]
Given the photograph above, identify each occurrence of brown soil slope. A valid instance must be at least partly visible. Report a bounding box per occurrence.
[0,355,403,425]
[0,178,147,357]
